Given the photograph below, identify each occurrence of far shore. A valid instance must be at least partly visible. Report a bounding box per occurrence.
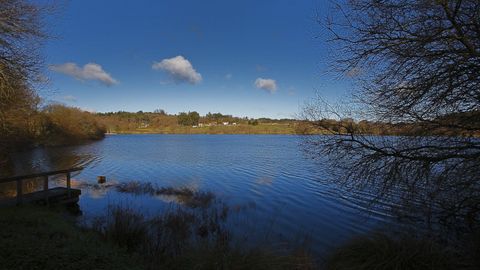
[103,123,318,135]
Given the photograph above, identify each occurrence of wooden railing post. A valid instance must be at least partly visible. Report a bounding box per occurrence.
[43,175,49,205]
[16,179,23,205]
[66,172,71,197]
[0,167,83,206]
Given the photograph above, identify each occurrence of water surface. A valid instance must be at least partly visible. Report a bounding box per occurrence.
[1,134,394,256]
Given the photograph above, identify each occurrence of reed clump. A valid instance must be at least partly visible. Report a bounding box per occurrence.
[89,203,315,270]
[115,182,215,208]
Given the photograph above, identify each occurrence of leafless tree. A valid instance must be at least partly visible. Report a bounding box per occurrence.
[0,0,50,154]
[306,0,480,237]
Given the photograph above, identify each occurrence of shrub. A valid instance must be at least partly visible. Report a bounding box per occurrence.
[325,233,457,270]
[41,104,106,144]
[177,111,200,126]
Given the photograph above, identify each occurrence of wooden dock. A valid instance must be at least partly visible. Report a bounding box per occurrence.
[0,167,83,206]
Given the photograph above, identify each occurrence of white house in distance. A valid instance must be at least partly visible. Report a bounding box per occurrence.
[193,122,239,127]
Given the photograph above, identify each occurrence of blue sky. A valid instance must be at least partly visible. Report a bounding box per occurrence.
[43,0,350,119]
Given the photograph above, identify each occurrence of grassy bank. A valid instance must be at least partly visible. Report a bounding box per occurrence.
[2,182,476,270]
[325,233,458,270]
[2,203,477,270]
[0,203,314,270]
[0,206,140,270]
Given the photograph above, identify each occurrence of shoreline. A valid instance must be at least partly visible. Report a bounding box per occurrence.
[105,132,306,135]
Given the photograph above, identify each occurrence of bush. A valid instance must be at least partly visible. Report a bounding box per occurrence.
[41,104,106,144]
[0,86,41,152]
[177,111,200,126]
[248,119,259,126]
[294,121,313,135]
[325,233,457,270]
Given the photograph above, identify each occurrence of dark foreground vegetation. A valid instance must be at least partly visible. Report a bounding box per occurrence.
[0,206,140,270]
[88,204,314,270]
[0,200,315,270]
[3,180,472,270]
[325,233,467,270]
[2,198,478,270]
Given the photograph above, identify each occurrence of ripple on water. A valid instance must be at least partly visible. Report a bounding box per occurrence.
[2,134,398,256]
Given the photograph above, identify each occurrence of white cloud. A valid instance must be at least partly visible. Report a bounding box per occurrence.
[254,78,277,93]
[152,55,202,84]
[50,62,118,86]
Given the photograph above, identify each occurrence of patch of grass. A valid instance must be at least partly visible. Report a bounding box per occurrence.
[463,230,480,269]
[324,232,458,270]
[0,206,141,270]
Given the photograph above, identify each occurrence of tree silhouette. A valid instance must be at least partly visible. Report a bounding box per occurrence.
[306,0,480,236]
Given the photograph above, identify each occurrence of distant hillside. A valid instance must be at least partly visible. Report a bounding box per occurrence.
[95,111,307,135]
[94,110,480,136]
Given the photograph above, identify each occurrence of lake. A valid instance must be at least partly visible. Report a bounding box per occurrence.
[0,134,395,256]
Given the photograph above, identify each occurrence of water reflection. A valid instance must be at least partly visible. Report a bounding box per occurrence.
[0,143,99,177]
[0,143,98,198]
[72,180,117,199]
[73,179,216,209]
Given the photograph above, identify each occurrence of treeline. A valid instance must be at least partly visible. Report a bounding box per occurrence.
[0,102,106,152]
[0,0,105,157]
[94,109,480,136]
[311,111,480,137]
[41,105,106,143]
[95,110,300,134]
